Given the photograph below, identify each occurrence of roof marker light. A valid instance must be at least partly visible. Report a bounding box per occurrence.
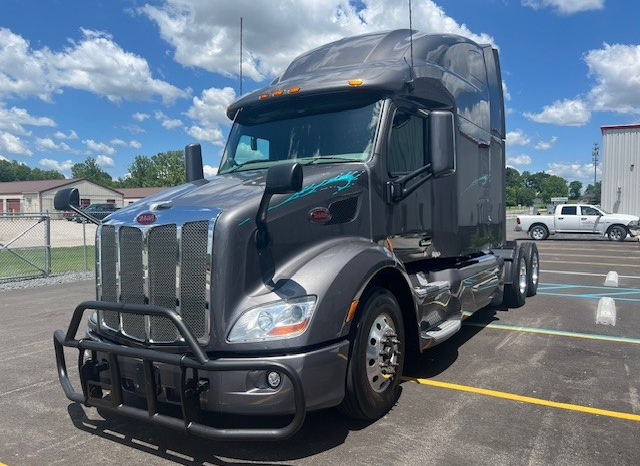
[273,89,285,96]
[259,93,270,100]
[288,86,301,94]
[348,79,364,86]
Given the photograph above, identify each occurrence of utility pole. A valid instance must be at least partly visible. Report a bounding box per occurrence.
[592,142,599,187]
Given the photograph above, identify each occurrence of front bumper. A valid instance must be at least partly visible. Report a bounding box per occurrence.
[628,221,640,238]
[54,300,348,441]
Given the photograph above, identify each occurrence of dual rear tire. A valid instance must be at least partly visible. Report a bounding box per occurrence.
[503,242,539,308]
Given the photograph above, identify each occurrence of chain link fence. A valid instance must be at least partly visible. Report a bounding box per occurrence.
[0,213,96,282]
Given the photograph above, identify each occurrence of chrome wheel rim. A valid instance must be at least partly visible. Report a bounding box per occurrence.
[365,312,400,393]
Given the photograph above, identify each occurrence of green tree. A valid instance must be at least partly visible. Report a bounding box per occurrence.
[583,181,601,205]
[71,157,113,186]
[0,159,64,181]
[568,180,582,201]
[505,167,522,190]
[152,150,185,187]
[539,175,568,203]
[124,155,159,187]
[523,171,550,195]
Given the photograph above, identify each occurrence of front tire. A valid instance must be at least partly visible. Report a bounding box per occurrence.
[608,225,627,242]
[339,288,405,420]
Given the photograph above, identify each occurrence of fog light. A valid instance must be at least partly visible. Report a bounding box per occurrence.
[266,371,281,389]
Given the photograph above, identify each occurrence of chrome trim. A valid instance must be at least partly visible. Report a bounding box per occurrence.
[95,207,221,346]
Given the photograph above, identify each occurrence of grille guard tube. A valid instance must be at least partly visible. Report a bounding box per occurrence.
[53,300,306,441]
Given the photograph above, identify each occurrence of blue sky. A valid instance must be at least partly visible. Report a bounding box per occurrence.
[1,0,638,186]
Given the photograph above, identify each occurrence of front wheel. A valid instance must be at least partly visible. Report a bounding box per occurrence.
[339,288,405,420]
[607,225,627,242]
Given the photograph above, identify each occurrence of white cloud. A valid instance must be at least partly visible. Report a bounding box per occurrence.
[507,154,532,166]
[0,131,32,155]
[39,158,74,173]
[506,129,531,146]
[186,125,225,146]
[521,0,604,15]
[547,161,600,183]
[133,112,150,122]
[523,98,591,126]
[35,137,71,151]
[83,139,115,155]
[203,164,218,177]
[0,27,189,105]
[535,136,558,150]
[110,138,127,147]
[155,110,182,130]
[129,140,142,149]
[0,105,55,135]
[585,43,640,114]
[139,1,494,82]
[96,155,115,167]
[54,130,78,140]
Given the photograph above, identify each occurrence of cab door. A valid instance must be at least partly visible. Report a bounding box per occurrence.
[555,205,581,232]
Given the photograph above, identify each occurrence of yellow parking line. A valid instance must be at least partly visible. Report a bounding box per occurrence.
[543,260,639,268]
[404,377,640,422]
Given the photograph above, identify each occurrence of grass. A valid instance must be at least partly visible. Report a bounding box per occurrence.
[0,245,95,280]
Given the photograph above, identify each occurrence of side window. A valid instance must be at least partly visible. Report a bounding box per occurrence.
[561,206,577,215]
[581,206,600,216]
[388,111,425,176]
[235,136,270,164]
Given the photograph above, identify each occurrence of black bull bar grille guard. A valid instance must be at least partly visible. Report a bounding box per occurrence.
[53,300,306,441]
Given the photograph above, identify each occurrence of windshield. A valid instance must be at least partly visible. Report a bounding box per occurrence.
[219,100,382,174]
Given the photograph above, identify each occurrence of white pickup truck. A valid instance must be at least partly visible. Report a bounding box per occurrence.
[515,204,640,241]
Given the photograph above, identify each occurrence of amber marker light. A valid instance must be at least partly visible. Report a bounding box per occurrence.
[259,93,270,100]
[345,299,359,323]
[348,79,364,86]
[273,89,285,96]
[288,86,301,94]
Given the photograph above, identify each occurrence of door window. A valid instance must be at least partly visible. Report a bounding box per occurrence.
[388,111,425,176]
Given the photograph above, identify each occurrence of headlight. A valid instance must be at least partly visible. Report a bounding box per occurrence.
[228,296,317,343]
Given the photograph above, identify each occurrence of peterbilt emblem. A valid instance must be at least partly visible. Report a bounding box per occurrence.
[136,212,157,225]
[309,207,331,223]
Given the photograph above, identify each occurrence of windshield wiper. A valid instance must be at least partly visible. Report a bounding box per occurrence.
[223,159,270,173]
[299,156,360,165]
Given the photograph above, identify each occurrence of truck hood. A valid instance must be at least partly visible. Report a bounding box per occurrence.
[105,164,366,226]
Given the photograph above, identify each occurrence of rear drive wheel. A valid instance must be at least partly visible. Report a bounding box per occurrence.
[607,225,627,242]
[522,242,539,297]
[529,224,549,241]
[503,244,528,308]
[339,288,405,420]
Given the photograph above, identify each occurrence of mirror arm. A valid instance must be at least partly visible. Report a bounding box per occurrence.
[386,164,433,203]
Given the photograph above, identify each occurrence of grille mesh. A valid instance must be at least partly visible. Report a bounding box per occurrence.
[97,219,210,344]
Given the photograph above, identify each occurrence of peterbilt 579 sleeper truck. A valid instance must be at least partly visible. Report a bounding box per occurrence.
[54,29,539,440]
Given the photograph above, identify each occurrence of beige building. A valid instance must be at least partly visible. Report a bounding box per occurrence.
[0,179,123,216]
[601,124,640,215]
[117,187,166,205]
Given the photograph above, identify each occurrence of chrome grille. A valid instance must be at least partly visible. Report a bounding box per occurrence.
[97,219,212,344]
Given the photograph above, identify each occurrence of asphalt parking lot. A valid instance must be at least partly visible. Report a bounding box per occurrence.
[1,235,639,466]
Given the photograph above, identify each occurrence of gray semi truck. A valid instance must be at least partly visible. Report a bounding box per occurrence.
[53,29,539,440]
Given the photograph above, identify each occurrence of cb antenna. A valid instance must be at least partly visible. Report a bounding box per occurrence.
[239,17,243,95]
[404,0,415,84]
[409,0,414,71]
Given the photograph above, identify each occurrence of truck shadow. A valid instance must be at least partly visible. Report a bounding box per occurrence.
[64,306,504,463]
[66,401,370,464]
[403,305,500,378]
